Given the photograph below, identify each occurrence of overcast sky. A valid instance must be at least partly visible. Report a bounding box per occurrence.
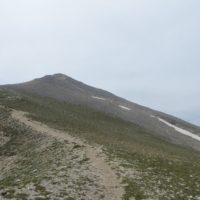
[0,0,200,125]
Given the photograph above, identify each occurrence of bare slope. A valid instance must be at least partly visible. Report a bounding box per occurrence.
[11,109,124,200]
[1,90,200,199]
[2,73,200,150]
[0,106,124,200]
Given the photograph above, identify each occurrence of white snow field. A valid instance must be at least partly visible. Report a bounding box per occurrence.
[118,105,131,111]
[151,115,200,142]
[91,96,106,101]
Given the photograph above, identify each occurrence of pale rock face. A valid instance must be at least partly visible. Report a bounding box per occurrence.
[54,74,67,80]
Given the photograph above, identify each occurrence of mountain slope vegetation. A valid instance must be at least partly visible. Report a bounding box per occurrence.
[0,87,200,200]
[4,74,200,151]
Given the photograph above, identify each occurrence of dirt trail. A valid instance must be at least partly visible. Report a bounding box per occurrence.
[11,110,124,200]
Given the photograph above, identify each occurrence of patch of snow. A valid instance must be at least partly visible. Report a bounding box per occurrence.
[118,105,131,111]
[151,115,200,142]
[91,96,106,101]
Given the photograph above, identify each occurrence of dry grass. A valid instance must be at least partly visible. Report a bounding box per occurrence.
[0,89,200,200]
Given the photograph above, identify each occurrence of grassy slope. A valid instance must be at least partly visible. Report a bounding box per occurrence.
[0,107,70,199]
[0,88,200,200]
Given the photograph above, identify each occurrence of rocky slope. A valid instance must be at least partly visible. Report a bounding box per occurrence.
[1,88,200,199]
[2,73,200,151]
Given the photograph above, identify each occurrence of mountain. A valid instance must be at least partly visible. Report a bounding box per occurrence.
[1,73,200,200]
[2,73,200,151]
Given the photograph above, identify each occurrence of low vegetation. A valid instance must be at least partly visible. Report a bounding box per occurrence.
[0,88,200,200]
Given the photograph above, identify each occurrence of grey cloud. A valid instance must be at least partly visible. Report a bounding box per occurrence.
[0,0,200,125]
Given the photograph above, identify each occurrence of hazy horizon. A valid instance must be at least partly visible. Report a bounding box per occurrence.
[0,0,200,125]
